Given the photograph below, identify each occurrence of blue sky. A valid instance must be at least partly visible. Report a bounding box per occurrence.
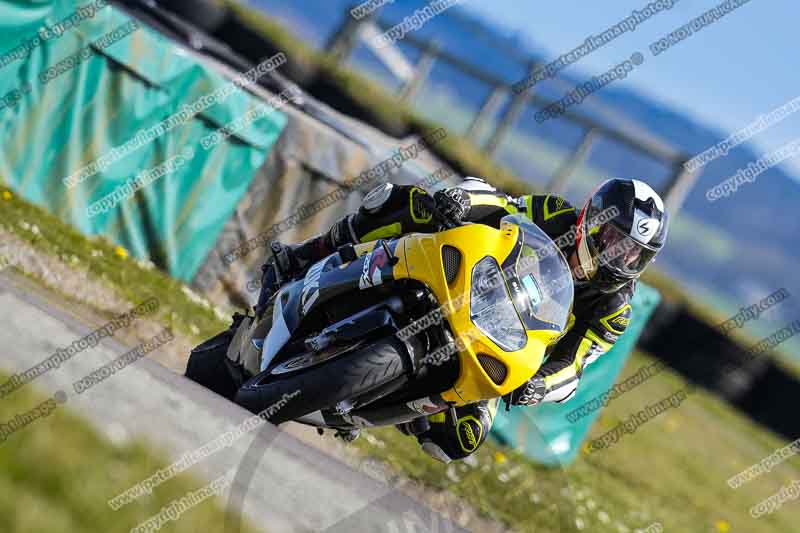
[463,0,800,178]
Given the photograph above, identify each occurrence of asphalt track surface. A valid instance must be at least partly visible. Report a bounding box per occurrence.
[0,272,468,533]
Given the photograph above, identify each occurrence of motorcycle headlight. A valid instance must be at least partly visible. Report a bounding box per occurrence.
[470,257,527,352]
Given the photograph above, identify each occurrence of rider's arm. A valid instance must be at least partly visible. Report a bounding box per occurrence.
[328,177,517,247]
[328,178,575,247]
[325,183,440,248]
[460,184,581,243]
[514,292,633,405]
[453,176,527,225]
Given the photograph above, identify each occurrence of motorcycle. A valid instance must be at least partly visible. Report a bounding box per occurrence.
[186,213,573,435]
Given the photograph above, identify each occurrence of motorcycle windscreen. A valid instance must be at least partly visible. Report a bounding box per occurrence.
[500,215,573,334]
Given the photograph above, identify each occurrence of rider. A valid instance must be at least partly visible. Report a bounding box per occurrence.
[256,176,669,463]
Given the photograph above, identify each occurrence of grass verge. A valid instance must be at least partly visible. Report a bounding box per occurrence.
[353,350,800,533]
[0,184,228,343]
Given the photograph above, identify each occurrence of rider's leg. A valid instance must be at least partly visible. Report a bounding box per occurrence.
[284,180,439,269]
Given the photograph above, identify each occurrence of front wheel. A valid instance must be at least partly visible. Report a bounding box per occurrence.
[234,336,410,424]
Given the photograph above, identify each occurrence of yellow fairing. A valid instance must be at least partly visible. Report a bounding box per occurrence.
[384,223,561,406]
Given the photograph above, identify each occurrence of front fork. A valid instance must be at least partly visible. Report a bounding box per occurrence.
[254,262,278,318]
[255,241,297,317]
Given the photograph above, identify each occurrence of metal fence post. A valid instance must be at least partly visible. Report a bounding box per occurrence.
[484,88,529,156]
[661,162,702,214]
[398,42,439,103]
[326,14,368,62]
[483,61,543,155]
[465,85,506,142]
[546,128,598,195]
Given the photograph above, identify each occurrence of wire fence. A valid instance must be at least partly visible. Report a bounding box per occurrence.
[326,5,702,212]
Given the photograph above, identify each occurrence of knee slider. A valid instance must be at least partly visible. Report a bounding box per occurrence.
[420,440,454,464]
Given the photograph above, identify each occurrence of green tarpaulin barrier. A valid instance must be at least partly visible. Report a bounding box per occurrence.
[491,283,661,466]
[0,0,287,280]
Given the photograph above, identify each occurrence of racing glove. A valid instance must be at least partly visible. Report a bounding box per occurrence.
[433,188,471,224]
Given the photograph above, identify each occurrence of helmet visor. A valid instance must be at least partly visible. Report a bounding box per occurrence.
[586,223,657,277]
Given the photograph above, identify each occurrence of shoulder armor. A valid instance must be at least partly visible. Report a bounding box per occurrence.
[540,194,576,221]
[530,194,578,238]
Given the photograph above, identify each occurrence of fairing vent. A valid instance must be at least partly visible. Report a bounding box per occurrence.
[477,354,508,385]
[441,245,461,284]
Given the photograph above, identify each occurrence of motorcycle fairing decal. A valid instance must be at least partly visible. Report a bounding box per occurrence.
[300,256,333,315]
[292,249,386,319]
[261,291,292,371]
[359,241,394,290]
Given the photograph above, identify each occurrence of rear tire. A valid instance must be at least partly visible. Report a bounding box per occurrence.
[235,336,410,424]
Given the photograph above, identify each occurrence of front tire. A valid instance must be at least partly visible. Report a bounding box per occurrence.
[235,336,410,424]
